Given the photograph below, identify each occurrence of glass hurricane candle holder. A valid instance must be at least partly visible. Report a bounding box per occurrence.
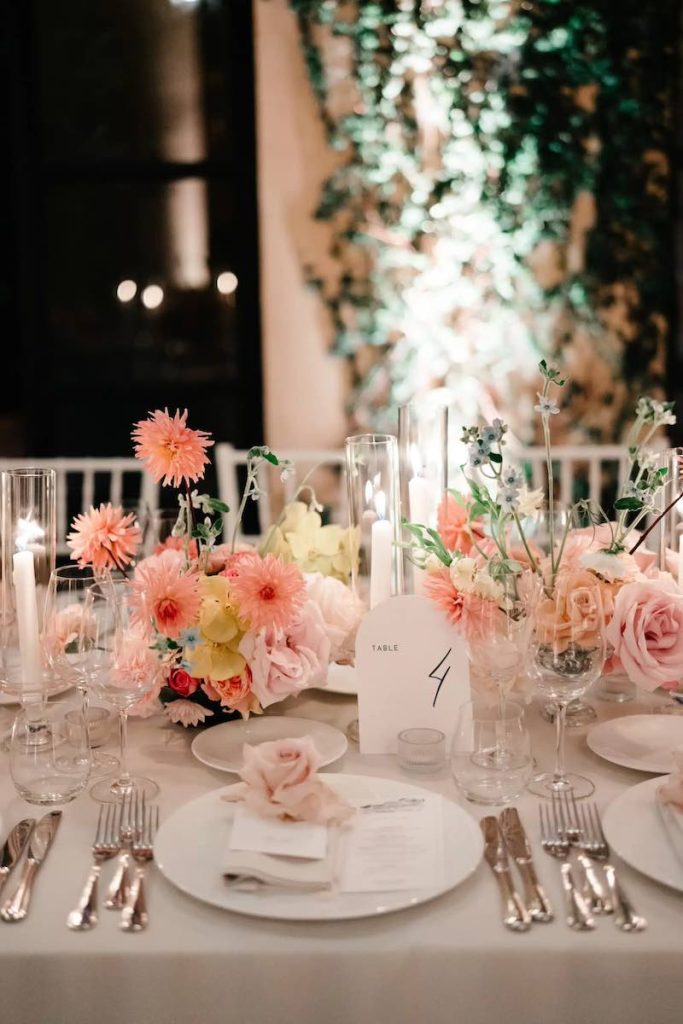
[398,401,449,595]
[0,468,57,701]
[345,433,402,609]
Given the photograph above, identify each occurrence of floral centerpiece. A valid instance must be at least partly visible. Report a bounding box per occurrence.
[405,361,683,699]
[67,409,362,727]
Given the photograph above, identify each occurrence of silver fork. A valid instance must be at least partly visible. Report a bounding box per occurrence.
[580,803,646,933]
[120,794,158,933]
[105,792,135,910]
[67,804,121,931]
[553,791,612,915]
[539,803,595,931]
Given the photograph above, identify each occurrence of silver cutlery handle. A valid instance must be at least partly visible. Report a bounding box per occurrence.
[0,868,10,899]
[604,863,646,932]
[516,861,553,922]
[491,866,531,932]
[120,867,148,933]
[576,852,612,915]
[0,861,38,923]
[560,862,595,931]
[67,864,101,931]
[105,853,131,910]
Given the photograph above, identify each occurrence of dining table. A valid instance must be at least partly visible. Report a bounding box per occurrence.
[0,686,681,1024]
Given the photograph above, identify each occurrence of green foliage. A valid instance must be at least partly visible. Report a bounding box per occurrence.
[287,0,676,440]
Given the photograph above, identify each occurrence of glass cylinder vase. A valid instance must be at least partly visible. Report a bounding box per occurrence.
[398,401,449,594]
[1,468,57,700]
[345,433,402,609]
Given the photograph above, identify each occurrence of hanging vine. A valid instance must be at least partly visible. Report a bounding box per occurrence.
[286,0,677,441]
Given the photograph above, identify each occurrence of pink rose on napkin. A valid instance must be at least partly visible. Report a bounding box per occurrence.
[225,737,354,825]
[604,577,683,691]
[239,601,330,709]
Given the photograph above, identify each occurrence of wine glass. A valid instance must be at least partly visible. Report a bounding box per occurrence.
[43,566,119,778]
[527,581,606,798]
[81,578,161,803]
[450,699,532,804]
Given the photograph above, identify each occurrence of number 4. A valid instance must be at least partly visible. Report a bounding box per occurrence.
[429,648,452,707]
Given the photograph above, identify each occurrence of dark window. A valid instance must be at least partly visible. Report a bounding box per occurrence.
[2,0,261,457]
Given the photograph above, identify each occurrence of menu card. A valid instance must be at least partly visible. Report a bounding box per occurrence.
[339,793,444,893]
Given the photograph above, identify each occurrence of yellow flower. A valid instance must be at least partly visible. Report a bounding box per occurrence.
[266,501,358,582]
[187,640,246,682]
[187,575,246,681]
[198,576,241,643]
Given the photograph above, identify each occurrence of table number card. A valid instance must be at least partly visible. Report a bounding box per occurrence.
[356,594,470,754]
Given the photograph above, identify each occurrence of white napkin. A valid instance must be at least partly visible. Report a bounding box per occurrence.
[223,845,338,892]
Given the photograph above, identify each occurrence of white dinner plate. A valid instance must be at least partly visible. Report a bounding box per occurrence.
[587,715,683,774]
[603,776,683,892]
[154,774,484,921]
[191,716,348,774]
[319,663,357,696]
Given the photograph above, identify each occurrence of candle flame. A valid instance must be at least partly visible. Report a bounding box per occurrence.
[16,516,45,552]
[375,490,386,520]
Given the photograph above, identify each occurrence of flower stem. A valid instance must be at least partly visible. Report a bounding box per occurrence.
[629,488,683,554]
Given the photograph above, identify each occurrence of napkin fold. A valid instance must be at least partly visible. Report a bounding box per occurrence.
[223,833,339,892]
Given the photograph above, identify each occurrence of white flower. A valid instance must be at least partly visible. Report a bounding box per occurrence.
[499,488,520,512]
[501,467,523,489]
[425,553,444,574]
[579,550,632,582]
[534,393,560,416]
[516,486,544,518]
[165,700,214,727]
[304,573,365,663]
[450,557,477,592]
[472,571,504,602]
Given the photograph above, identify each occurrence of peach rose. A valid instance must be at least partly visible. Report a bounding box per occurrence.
[535,568,614,650]
[202,668,260,718]
[604,577,683,691]
[226,737,354,825]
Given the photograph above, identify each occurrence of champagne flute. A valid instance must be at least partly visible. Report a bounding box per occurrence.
[43,566,119,777]
[81,578,161,803]
[527,581,606,798]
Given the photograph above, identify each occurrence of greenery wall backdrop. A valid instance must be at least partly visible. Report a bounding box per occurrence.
[285,0,678,442]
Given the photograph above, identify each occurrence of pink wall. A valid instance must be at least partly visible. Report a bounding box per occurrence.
[254,0,349,449]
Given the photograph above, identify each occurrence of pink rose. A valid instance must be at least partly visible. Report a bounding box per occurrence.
[240,601,331,709]
[304,573,364,663]
[227,737,354,825]
[168,668,200,698]
[604,577,683,691]
[535,567,616,651]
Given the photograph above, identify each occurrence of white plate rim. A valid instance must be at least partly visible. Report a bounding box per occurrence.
[190,715,349,774]
[587,715,683,774]
[154,774,484,921]
[602,775,683,892]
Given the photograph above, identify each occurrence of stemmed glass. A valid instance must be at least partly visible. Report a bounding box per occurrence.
[43,566,119,778]
[80,578,161,803]
[463,571,539,709]
[527,580,606,798]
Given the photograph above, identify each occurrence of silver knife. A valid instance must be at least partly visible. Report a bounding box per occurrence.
[499,807,554,922]
[0,819,35,898]
[481,816,531,932]
[0,811,62,922]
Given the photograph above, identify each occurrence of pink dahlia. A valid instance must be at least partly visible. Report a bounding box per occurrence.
[436,493,485,556]
[132,408,213,488]
[132,558,201,639]
[230,553,306,632]
[424,568,465,627]
[67,503,141,572]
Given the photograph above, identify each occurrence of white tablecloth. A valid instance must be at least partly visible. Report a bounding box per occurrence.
[0,688,681,1024]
